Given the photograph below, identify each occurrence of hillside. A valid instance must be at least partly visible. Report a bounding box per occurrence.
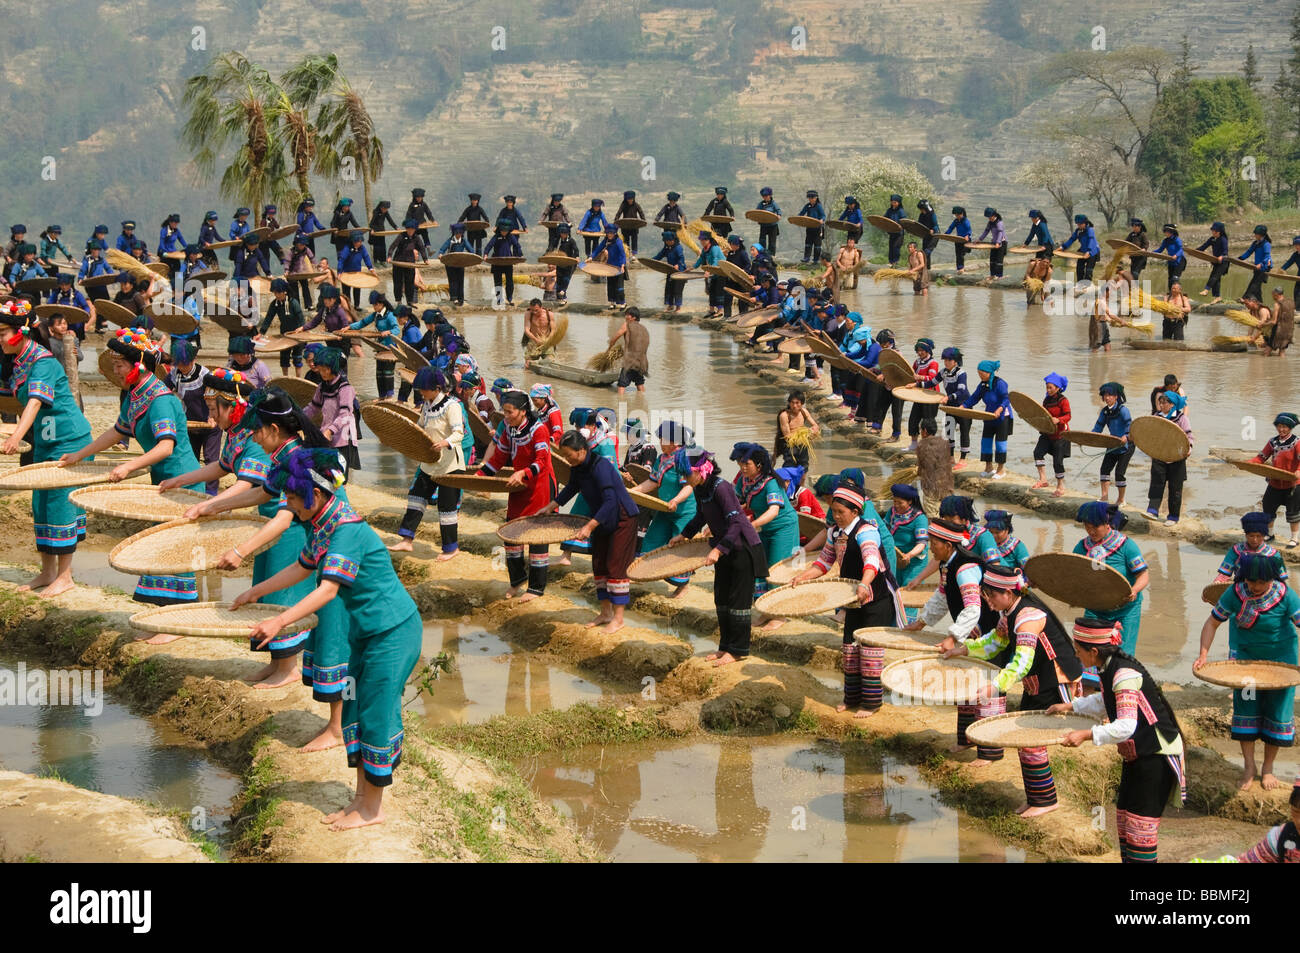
[0,0,1292,229]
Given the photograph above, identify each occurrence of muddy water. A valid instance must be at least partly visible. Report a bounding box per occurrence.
[411,622,608,723]
[0,652,239,851]
[522,737,1032,862]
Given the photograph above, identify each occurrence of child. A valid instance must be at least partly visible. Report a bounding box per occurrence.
[1032,372,1071,497]
[1093,382,1134,505]
[1145,390,1193,525]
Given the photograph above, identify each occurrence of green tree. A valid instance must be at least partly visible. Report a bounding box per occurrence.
[282,54,385,215]
[181,52,292,212]
[1244,43,1260,92]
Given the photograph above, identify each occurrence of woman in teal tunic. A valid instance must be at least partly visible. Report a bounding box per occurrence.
[984,509,1030,571]
[558,408,618,562]
[633,420,698,597]
[238,447,422,831]
[885,483,928,588]
[1197,553,1300,791]
[183,387,349,750]
[1073,501,1150,685]
[61,330,202,639]
[732,443,799,627]
[0,301,92,597]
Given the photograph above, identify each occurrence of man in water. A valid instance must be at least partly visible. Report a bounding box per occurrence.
[521,298,555,369]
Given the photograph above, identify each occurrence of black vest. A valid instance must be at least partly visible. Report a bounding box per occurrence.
[943,548,999,635]
[1100,653,1182,760]
[1004,592,1081,708]
[839,517,896,605]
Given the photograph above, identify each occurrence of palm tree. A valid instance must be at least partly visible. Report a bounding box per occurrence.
[181,52,291,211]
[282,54,384,215]
[266,85,320,204]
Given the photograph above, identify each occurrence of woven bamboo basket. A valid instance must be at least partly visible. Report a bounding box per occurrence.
[966,711,1102,748]
[637,257,676,276]
[626,463,652,485]
[899,219,931,239]
[1194,659,1300,691]
[1009,391,1055,435]
[128,601,318,639]
[1201,582,1230,606]
[881,364,917,390]
[69,484,208,521]
[669,271,707,282]
[109,514,271,575]
[207,308,247,336]
[187,269,228,284]
[1130,415,1190,463]
[90,299,136,327]
[628,488,671,514]
[628,538,714,581]
[899,588,932,610]
[853,626,946,653]
[438,252,482,270]
[864,214,899,234]
[940,405,996,421]
[1023,552,1132,610]
[1231,459,1297,483]
[97,348,127,389]
[745,209,780,225]
[147,300,199,335]
[267,376,318,406]
[286,329,341,344]
[778,337,811,355]
[339,272,379,289]
[892,385,942,405]
[0,459,135,491]
[497,514,590,545]
[881,655,1000,705]
[360,403,440,464]
[0,425,31,455]
[766,552,812,585]
[877,349,913,377]
[254,336,300,354]
[432,472,520,493]
[797,512,825,542]
[539,252,578,269]
[785,215,821,229]
[465,408,495,446]
[484,256,525,267]
[581,261,622,278]
[1064,431,1123,450]
[755,579,858,616]
[718,261,751,285]
[365,399,420,423]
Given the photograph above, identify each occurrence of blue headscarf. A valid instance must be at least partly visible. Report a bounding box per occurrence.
[849,325,873,344]
[1044,372,1068,392]
[1077,500,1123,529]
[1157,390,1186,417]
[1241,512,1270,534]
[890,483,920,504]
[775,466,806,496]
[1236,552,1279,583]
[940,495,978,522]
[983,509,1012,530]
[838,466,866,491]
[976,359,1000,378]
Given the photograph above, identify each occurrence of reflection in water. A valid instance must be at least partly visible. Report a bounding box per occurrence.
[0,655,239,848]
[414,623,606,724]
[524,739,1030,863]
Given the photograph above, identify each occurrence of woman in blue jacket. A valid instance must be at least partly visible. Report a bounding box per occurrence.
[963,359,1013,478]
[350,291,400,399]
[1197,222,1230,303]
[1153,224,1186,293]
[1240,224,1273,303]
[1093,381,1135,506]
[1061,214,1101,282]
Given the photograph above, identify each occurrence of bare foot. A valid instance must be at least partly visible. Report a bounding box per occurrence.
[603,619,625,634]
[1031,480,1048,488]
[1052,487,1065,497]
[505,584,524,599]
[387,539,414,553]
[853,708,876,719]
[1239,765,1257,791]
[555,556,572,566]
[516,592,539,603]
[435,550,458,562]
[322,798,360,824]
[949,743,971,754]
[331,805,384,831]
[1020,804,1058,818]
[39,578,75,599]
[669,583,689,599]
[1261,772,1280,790]
[836,702,849,712]
[140,633,182,645]
[300,728,343,752]
[712,652,737,667]
[243,661,277,683]
[253,670,300,690]
[17,574,54,592]
[759,616,785,631]
[584,616,613,629]
[969,758,993,768]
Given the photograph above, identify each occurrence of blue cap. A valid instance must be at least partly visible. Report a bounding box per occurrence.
[235,207,250,216]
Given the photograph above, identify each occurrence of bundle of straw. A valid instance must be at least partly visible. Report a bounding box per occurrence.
[106,248,161,288]
[1112,319,1154,336]
[419,282,450,300]
[784,426,817,464]
[1099,250,1128,281]
[681,218,724,255]
[803,274,827,291]
[873,268,913,283]
[1211,334,1254,347]
[1222,308,1262,329]
[526,312,568,357]
[514,273,545,289]
[1127,289,1184,318]
[1023,276,1044,297]
[586,339,624,371]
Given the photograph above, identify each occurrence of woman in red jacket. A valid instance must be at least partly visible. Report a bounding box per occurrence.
[478,389,556,600]
[1032,372,1071,498]
[1253,412,1300,548]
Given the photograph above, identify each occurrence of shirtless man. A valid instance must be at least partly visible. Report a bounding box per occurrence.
[1024,255,1052,304]
[835,237,862,289]
[521,298,555,368]
[1246,295,1276,353]
[906,241,928,297]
